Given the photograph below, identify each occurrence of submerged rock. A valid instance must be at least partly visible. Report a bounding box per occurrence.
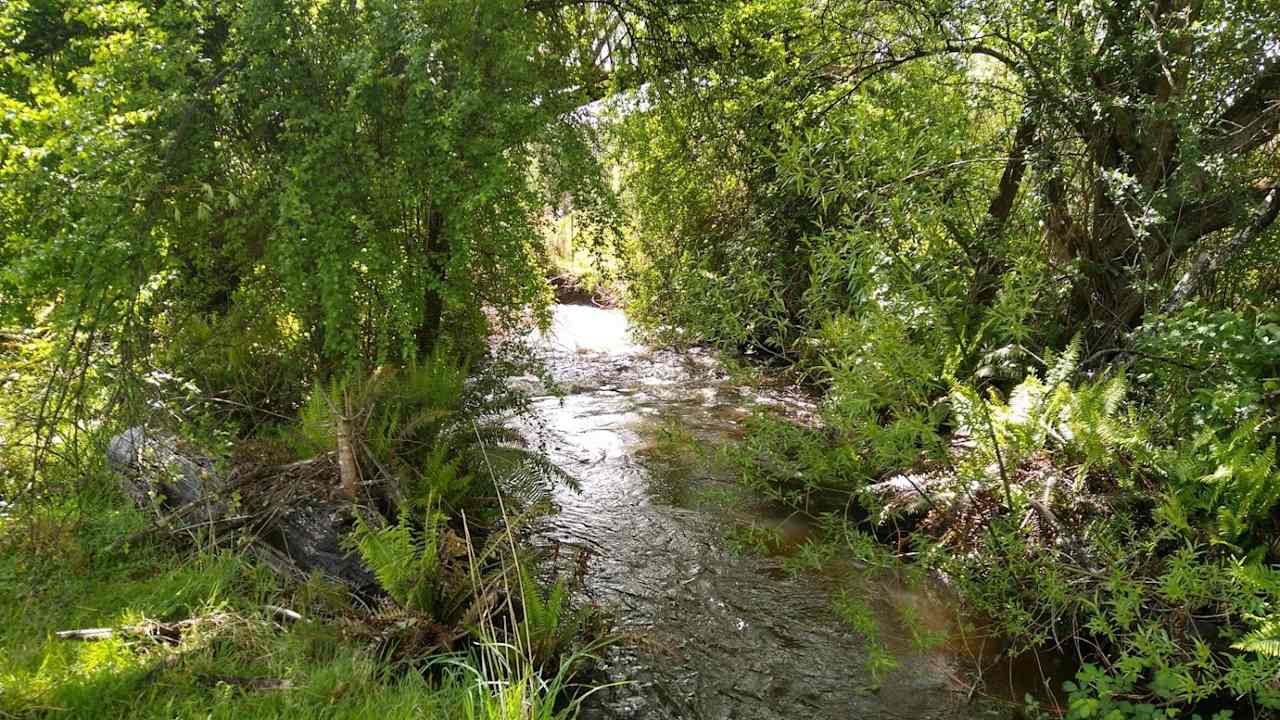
[507,374,547,396]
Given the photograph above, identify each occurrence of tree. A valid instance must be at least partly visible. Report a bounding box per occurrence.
[1,0,619,386]
[616,0,1280,358]
[832,0,1280,349]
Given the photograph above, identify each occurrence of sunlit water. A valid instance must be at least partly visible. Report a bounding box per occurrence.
[540,305,645,356]
[520,304,1036,719]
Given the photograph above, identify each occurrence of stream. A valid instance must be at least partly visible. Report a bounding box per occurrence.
[519,304,1033,720]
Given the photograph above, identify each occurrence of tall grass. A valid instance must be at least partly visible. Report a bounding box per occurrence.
[0,481,613,719]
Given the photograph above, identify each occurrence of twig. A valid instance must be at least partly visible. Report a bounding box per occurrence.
[55,615,226,643]
[92,469,262,560]
[981,403,1015,511]
[265,605,304,623]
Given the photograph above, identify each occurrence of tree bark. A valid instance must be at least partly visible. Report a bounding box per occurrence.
[335,405,359,500]
[1161,188,1280,314]
[416,206,446,358]
[1206,57,1280,157]
[969,113,1037,306]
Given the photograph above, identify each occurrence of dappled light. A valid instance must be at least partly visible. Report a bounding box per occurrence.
[3,0,1280,718]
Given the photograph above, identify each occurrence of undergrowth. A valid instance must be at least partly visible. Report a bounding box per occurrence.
[0,328,611,719]
[698,308,1280,718]
[0,496,598,719]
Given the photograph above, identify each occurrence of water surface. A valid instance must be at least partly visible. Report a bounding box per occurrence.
[521,304,1027,719]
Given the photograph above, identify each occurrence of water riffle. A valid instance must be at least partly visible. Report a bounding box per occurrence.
[519,304,1028,720]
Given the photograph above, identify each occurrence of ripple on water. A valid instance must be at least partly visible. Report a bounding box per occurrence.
[518,305,1028,719]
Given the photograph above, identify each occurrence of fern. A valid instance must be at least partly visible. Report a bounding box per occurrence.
[950,341,1142,496]
[346,509,443,613]
[516,565,588,668]
[1233,617,1280,657]
[1044,336,1081,392]
[1210,436,1279,542]
[475,445,581,499]
[1059,373,1138,473]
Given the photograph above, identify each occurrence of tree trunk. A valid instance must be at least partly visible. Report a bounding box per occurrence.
[335,394,359,501]
[969,113,1037,307]
[1161,188,1280,315]
[416,206,446,358]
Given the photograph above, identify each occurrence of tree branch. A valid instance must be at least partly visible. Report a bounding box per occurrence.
[1161,187,1280,314]
[968,111,1038,305]
[1207,57,1280,156]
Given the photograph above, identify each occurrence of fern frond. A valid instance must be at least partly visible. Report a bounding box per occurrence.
[345,509,443,612]
[1233,618,1280,657]
[1045,335,1081,390]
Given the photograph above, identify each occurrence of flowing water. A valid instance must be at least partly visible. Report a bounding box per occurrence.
[519,304,1036,720]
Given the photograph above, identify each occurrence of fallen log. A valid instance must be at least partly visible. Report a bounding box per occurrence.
[107,427,379,594]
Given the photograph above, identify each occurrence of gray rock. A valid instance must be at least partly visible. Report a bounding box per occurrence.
[109,426,226,524]
[108,427,378,594]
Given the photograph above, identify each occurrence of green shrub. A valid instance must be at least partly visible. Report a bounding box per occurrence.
[1134,307,1280,445]
[347,508,449,615]
[288,353,535,515]
[155,296,312,431]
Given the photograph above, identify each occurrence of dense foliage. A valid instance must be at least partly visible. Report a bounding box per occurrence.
[611,0,1280,716]
[1,0,618,411]
[621,0,1280,358]
[1,2,619,716]
[3,0,1280,717]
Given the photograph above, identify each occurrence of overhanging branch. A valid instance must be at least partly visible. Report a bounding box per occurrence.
[1161,187,1280,314]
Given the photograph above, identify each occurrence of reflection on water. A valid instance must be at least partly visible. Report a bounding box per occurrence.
[520,304,1045,719]
[538,304,644,355]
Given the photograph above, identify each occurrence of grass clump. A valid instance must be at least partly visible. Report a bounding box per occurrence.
[0,474,606,719]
